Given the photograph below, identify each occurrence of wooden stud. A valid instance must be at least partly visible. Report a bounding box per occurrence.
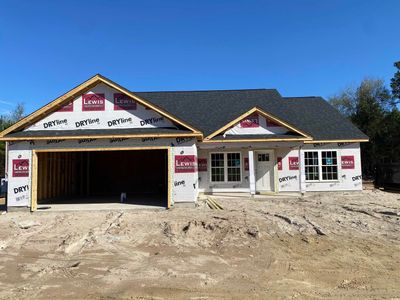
[31,151,38,211]
[167,147,172,209]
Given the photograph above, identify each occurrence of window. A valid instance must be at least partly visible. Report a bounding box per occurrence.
[304,151,338,181]
[321,151,338,180]
[258,153,270,161]
[211,153,225,182]
[305,151,319,181]
[227,153,241,182]
[210,152,242,182]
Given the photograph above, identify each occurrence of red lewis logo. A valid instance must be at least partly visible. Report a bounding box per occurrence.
[114,93,137,110]
[240,114,259,128]
[288,157,299,170]
[12,159,29,177]
[198,158,207,172]
[82,93,105,111]
[341,155,355,169]
[277,157,283,170]
[58,101,73,112]
[175,155,197,173]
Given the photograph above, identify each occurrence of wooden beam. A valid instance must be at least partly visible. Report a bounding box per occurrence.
[0,76,100,137]
[167,147,172,209]
[304,139,369,144]
[34,146,170,152]
[31,151,38,211]
[0,74,202,137]
[202,137,312,143]
[0,132,203,142]
[204,107,312,141]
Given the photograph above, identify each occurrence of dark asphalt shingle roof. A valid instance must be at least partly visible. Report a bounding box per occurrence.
[136,89,284,136]
[6,89,368,142]
[135,90,368,141]
[282,97,368,140]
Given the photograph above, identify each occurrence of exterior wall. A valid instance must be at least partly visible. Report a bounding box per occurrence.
[25,83,176,131]
[197,148,250,193]
[224,113,289,135]
[6,137,198,208]
[302,143,362,191]
[197,141,304,193]
[197,142,363,193]
[276,147,300,192]
[6,149,32,207]
[6,137,363,208]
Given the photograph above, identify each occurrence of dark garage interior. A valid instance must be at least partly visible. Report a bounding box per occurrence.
[36,149,168,207]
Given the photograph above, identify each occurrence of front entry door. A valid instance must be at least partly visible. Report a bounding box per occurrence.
[255,150,274,192]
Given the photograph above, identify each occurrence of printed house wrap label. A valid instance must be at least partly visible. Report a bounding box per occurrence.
[58,101,73,112]
[288,156,299,170]
[82,93,105,111]
[277,157,283,170]
[341,155,355,169]
[244,157,249,171]
[175,155,197,173]
[12,159,29,177]
[114,93,137,110]
[240,114,259,128]
[198,158,207,172]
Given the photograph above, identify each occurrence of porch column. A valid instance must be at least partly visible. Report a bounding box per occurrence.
[248,150,256,195]
[298,147,306,195]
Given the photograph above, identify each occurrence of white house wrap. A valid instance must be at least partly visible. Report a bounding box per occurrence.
[0,75,368,211]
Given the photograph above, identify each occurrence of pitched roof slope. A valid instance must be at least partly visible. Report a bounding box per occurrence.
[282,96,368,140]
[136,90,368,141]
[136,89,289,136]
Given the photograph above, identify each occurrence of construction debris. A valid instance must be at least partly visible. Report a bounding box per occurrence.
[206,197,223,210]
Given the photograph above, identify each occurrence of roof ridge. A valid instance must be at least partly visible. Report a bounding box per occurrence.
[284,96,320,99]
[134,88,278,93]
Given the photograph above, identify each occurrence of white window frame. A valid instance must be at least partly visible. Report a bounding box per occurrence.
[209,152,242,183]
[304,151,320,182]
[304,150,340,182]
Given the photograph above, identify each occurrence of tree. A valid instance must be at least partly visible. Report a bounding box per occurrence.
[390,61,400,103]
[329,78,395,177]
[0,103,25,177]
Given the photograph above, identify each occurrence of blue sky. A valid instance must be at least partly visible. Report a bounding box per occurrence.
[0,0,399,115]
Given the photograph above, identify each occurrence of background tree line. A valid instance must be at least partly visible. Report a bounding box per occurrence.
[329,61,400,178]
[0,104,25,177]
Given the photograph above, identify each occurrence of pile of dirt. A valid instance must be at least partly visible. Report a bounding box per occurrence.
[160,217,260,248]
[0,189,399,299]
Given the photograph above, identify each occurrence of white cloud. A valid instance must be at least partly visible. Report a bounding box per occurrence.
[0,100,13,106]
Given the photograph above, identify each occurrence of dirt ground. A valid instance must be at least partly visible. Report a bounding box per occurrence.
[0,190,399,299]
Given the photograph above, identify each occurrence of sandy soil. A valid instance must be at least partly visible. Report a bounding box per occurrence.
[0,190,399,299]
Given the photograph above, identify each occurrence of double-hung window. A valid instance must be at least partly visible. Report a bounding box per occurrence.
[321,151,338,180]
[304,151,319,181]
[211,153,225,182]
[304,151,338,181]
[210,152,242,183]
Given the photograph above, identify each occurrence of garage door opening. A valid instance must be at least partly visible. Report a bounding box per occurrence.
[35,149,169,209]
